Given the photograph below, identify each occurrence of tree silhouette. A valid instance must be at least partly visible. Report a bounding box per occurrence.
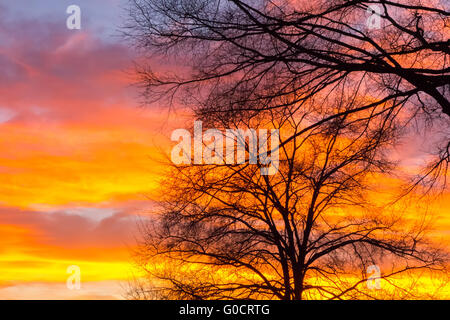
[132,90,446,299]
[124,0,449,184]
[124,0,449,299]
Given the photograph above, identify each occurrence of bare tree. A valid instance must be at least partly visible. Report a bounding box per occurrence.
[124,0,449,184]
[123,0,449,299]
[131,93,446,299]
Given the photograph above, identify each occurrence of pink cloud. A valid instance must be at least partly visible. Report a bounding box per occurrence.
[0,203,153,253]
[0,12,138,123]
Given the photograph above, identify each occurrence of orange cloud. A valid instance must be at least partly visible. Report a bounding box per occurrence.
[0,11,174,298]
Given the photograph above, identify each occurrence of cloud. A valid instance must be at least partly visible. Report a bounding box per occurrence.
[0,5,137,123]
[0,280,125,300]
[0,203,152,290]
[0,1,177,299]
[0,203,153,251]
[0,12,175,208]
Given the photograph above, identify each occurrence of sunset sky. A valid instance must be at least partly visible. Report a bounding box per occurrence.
[0,0,449,299]
[0,0,179,299]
